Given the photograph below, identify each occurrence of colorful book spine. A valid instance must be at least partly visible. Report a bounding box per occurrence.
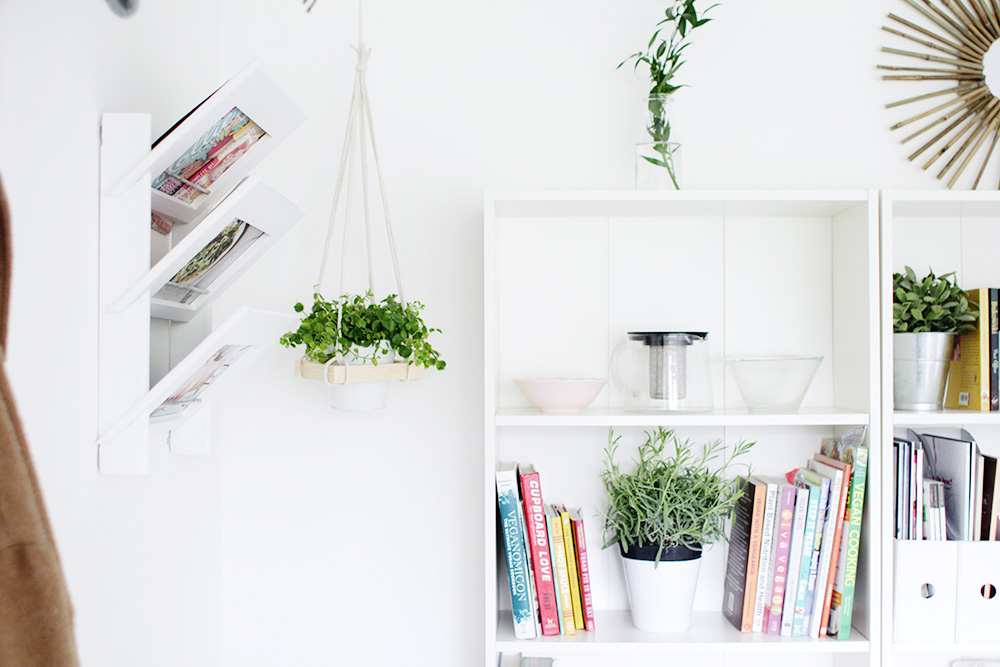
[546,505,576,635]
[945,287,990,410]
[518,465,561,635]
[544,516,564,634]
[807,462,845,638]
[796,473,830,637]
[780,486,810,636]
[991,288,999,411]
[767,484,797,635]
[742,478,767,633]
[568,508,596,632]
[752,477,779,633]
[812,456,852,637]
[496,462,537,639]
[558,506,585,630]
[829,446,869,639]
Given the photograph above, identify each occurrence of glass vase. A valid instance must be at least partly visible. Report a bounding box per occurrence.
[635,94,681,190]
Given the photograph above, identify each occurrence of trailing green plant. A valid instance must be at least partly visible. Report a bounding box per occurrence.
[279,291,445,370]
[621,0,716,188]
[892,266,978,334]
[601,426,754,564]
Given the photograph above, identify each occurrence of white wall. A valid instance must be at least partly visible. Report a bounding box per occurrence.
[0,0,966,666]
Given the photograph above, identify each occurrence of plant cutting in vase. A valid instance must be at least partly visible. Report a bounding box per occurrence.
[602,426,753,632]
[892,266,978,411]
[622,0,715,189]
[280,291,445,410]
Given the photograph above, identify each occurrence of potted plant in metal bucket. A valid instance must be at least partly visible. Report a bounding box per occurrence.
[892,266,978,411]
[601,427,754,632]
[279,291,445,411]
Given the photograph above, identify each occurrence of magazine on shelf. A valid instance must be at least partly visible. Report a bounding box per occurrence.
[920,430,980,540]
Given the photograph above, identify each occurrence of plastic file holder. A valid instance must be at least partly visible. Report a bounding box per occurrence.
[893,539,958,643]
[956,541,1000,643]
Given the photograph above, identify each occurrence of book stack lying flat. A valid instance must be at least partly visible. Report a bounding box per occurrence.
[895,429,1000,542]
[495,462,595,639]
[722,426,869,640]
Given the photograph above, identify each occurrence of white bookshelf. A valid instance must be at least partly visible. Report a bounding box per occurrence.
[484,191,881,667]
[880,191,1000,667]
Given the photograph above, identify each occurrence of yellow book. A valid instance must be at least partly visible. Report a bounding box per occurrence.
[545,505,576,635]
[945,287,990,410]
[558,505,585,630]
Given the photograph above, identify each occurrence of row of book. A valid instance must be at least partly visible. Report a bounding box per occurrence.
[722,427,869,640]
[944,287,998,411]
[496,462,595,640]
[894,429,1000,541]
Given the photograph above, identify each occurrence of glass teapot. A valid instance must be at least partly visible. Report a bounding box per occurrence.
[611,332,714,413]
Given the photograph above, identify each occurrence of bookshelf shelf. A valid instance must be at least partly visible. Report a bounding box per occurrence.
[497,611,870,655]
[892,410,1000,427]
[495,407,870,428]
[485,191,881,667]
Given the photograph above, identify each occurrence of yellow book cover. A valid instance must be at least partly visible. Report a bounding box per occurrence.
[946,288,990,410]
[558,505,585,630]
[546,505,576,635]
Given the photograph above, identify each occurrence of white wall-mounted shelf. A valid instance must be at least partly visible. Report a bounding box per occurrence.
[97,62,304,475]
[484,190,882,667]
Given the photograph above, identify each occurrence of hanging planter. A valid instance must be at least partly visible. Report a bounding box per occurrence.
[281,292,444,411]
[281,9,445,409]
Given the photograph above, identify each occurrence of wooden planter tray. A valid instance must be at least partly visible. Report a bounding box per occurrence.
[295,359,425,384]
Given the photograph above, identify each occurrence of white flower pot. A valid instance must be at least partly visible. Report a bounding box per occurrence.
[620,544,702,633]
[325,347,392,411]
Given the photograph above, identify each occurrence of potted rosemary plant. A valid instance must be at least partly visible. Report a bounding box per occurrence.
[280,291,445,410]
[892,266,977,411]
[622,0,715,189]
[602,427,753,632]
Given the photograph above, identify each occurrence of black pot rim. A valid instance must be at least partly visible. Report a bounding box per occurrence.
[619,542,702,562]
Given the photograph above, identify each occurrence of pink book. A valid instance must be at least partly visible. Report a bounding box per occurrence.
[569,508,596,632]
[518,464,561,636]
[767,484,797,635]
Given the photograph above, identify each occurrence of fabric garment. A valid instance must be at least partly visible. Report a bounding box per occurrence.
[0,176,81,666]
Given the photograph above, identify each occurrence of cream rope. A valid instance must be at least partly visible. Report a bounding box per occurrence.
[313,0,410,381]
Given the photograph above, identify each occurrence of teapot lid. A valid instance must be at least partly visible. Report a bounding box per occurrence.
[627,331,708,346]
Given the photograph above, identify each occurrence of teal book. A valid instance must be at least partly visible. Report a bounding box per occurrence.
[791,473,829,637]
[496,462,536,639]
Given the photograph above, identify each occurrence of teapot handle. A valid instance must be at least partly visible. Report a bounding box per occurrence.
[610,341,627,390]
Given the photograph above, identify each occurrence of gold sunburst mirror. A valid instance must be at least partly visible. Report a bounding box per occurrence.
[882,0,1000,189]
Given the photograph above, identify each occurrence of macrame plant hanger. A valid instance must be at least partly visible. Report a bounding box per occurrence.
[305,0,417,388]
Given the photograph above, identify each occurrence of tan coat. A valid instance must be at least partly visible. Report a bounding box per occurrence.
[0,176,80,666]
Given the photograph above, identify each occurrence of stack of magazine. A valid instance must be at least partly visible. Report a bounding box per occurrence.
[894,429,1000,541]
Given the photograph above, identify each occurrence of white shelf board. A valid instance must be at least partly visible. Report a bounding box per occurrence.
[488,190,870,219]
[892,640,1000,653]
[496,611,870,655]
[495,407,870,427]
[892,409,1000,427]
[884,190,1000,218]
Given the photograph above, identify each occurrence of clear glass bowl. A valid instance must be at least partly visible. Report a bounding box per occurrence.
[726,355,823,411]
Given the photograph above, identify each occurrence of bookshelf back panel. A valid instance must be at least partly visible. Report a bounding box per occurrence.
[494,207,873,413]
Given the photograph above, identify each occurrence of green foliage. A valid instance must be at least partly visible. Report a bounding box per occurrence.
[892,266,978,334]
[601,427,753,564]
[622,0,715,189]
[622,0,715,97]
[279,292,446,370]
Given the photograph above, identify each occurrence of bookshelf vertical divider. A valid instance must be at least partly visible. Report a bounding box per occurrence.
[485,191,880,666]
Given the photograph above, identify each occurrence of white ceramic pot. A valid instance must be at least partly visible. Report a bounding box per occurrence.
[325,347,392,411]
[621,544,702,633]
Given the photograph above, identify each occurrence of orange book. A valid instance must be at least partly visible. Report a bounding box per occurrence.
[811,454,852,638]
